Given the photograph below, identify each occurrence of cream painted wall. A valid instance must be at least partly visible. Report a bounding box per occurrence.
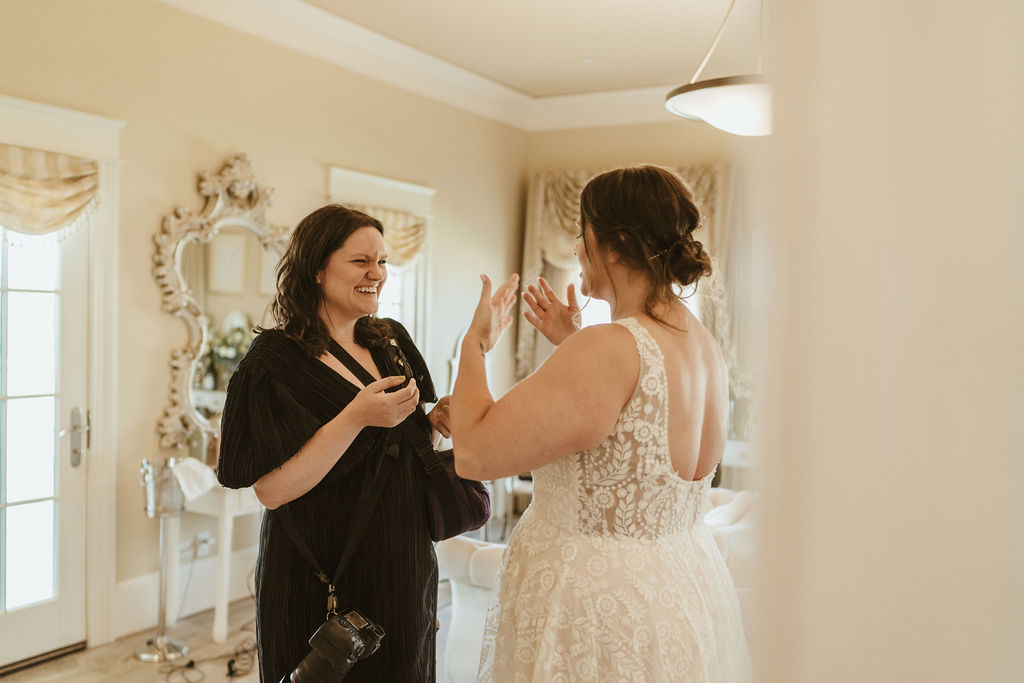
[0,0,525,585]
[757,0,1024,680]
[525,120,764,173]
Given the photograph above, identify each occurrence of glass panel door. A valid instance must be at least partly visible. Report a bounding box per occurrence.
[0,226,88,668]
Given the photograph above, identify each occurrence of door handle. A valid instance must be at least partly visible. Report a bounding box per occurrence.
[69,406,90,468]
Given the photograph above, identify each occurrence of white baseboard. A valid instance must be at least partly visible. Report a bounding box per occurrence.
[112,545,259,640]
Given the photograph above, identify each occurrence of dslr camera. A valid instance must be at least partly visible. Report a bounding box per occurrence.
[281,608,384,682]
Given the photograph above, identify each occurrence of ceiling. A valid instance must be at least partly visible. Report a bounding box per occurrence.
[304,0,764,98]
[158,0,765,130]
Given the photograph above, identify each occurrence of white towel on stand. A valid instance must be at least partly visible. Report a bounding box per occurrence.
[170,457,219,500]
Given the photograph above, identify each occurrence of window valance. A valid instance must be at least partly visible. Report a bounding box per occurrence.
[0,143,98,239]
[348,203,428,267]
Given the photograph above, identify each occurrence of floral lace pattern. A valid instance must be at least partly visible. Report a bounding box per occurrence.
[478,318,751,682]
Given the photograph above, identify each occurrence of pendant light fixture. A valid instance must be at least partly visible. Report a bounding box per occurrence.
[665,0,771,136]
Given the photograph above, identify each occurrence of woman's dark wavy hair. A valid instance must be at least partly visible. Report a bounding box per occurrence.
[579,165,712,328]
[264,204,392,356]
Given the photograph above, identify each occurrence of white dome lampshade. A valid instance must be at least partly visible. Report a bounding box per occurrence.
[665,74,771,137]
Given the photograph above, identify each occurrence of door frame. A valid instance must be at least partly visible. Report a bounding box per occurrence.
[0,94,123,647]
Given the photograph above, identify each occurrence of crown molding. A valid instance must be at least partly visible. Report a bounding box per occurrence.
[157,0,674,131]
[527,85,679,131]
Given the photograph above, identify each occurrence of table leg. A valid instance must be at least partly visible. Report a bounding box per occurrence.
[165,515,181,626]
[213,498,233,643]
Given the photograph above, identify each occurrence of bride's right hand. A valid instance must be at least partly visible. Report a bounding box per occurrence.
[522,277,581,346]
[346,376,419,428]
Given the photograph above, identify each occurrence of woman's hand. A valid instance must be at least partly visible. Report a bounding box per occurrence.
[346,376,419,428]
[466,273,520,354]
[427,395,452,438]
[522,277,581,346]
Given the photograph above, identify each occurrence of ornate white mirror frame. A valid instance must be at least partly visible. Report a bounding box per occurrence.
[153,154,288,449]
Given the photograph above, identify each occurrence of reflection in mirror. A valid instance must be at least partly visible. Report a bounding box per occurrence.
[154,154,288,457]
[180,227,277,428]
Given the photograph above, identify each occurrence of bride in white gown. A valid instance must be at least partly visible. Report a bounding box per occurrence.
[451,165,751,682]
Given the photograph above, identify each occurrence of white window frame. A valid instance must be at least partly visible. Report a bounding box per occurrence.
[375,254,429,343]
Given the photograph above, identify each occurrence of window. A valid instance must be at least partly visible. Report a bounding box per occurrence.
[573,279,700,328]
[377,255,426,341]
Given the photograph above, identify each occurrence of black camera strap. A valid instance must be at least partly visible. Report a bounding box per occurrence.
[274,339,401,616]
[328,335,460,534]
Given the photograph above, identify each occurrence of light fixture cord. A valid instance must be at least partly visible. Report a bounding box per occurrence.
[690,0,739,83]
[758,0,765,73]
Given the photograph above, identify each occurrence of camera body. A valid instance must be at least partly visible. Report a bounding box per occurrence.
[283,608,384,683]
[383,339,414,394]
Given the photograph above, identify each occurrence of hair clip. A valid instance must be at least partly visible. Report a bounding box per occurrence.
[647,237,686,261]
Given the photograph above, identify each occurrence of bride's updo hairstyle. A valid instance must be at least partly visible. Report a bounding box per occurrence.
[579,165,712,325]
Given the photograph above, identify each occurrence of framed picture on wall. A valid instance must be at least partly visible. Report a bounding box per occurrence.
[208,233,246,294]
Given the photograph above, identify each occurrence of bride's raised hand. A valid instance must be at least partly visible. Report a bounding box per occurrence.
[466,273,519,353]
[522,277,581,346]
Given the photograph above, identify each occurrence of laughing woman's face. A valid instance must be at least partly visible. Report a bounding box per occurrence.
[318,226,388,325]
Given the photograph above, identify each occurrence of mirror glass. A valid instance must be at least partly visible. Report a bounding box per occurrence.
[180,226,278,426]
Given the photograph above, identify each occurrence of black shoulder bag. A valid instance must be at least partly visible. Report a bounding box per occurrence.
[329,337,490,541]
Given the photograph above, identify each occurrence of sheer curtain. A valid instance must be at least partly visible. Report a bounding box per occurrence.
[0,143,98,242]
[515,164,747,387]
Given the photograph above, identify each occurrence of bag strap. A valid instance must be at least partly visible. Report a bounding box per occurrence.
[275,337,402,594]
[330,335,462,534]
[381,340,465,534]
[276,440,398,588]
[326,338,379,387]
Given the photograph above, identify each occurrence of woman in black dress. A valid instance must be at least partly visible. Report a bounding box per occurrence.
[217,204,451,682]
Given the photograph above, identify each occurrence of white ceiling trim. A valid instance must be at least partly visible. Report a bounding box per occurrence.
[158,0,676,131]
[529,86,679,131]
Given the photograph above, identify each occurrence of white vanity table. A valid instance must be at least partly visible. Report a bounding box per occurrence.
[167,485,263,643]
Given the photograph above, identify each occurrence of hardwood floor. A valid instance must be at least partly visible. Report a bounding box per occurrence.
[5,580,455,683]
[4,599,260,683]
[0,503,532,683]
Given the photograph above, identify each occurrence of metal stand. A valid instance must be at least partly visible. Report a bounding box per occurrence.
[136,458,189,663]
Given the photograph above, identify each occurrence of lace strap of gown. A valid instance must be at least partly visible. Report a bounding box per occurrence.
[572,317,709,539]
[610,316,672,480]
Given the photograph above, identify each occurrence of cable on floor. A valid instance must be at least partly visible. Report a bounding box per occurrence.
[158,658,205,683]
[157,631,257,683]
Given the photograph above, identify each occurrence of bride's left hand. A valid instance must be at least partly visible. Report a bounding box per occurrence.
[466,273,519,353]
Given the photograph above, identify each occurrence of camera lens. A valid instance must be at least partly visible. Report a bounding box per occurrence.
[287,650,342,683]
[285,616,360,683]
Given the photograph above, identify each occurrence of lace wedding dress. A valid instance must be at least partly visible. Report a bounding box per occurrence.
[477,317,751,682]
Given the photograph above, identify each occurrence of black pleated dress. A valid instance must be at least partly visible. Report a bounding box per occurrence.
[217,320,438,683]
